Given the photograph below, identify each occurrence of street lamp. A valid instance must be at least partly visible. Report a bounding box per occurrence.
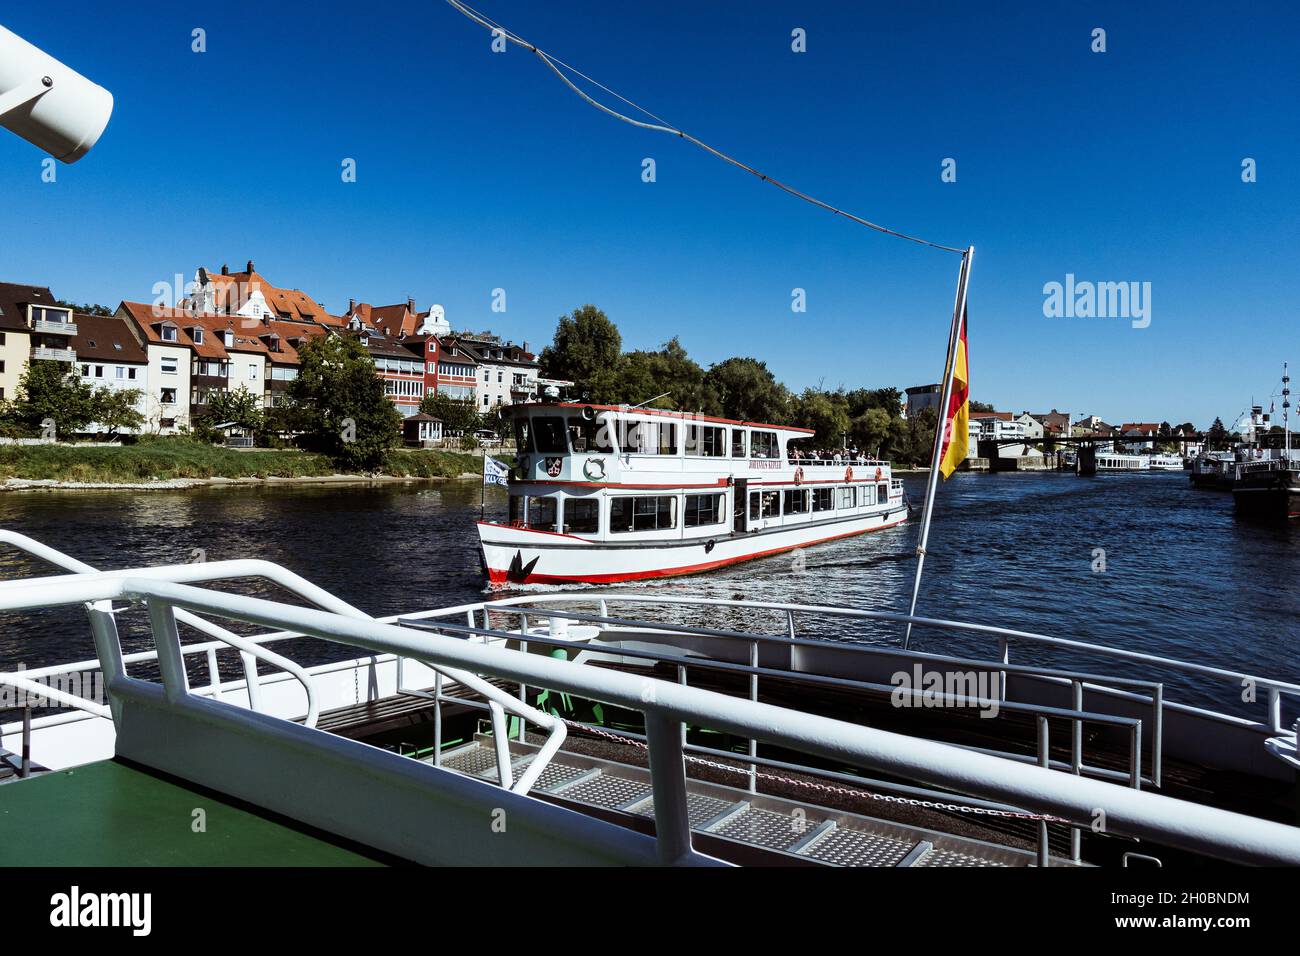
[0,23,112,163]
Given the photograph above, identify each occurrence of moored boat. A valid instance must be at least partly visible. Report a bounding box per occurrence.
[476,403,908,585]
[1146,453,1185,471]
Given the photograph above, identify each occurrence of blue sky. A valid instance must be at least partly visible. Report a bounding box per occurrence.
[2,0,1297,427]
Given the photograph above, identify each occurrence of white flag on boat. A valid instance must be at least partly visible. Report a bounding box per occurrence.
[483,455,510,487]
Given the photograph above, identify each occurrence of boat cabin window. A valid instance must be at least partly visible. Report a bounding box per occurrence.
[751,430,779,459]
[812,488,834,511]
[621,420,677,455]
[684,493,724,527]
[609,495,677,532]
[527,496,558,532]
[685,424,725,457]
[513,419,531,454]
[877,484,889,505]
[749,490,780,519]
[840,487,857,508]
[783,489,810,515]
[731,429,747,457]
[532,417,568,454]
[567,416,614,453]
[563,498,599,534]
[509,494,524,524]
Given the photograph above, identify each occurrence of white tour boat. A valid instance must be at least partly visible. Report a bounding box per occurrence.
[1146,454,1185,471]
[1095,452,1150,471]
[476,403,909,585]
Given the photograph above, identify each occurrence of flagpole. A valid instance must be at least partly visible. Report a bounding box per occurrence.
[904,246,974,648]
[481,451,487,521]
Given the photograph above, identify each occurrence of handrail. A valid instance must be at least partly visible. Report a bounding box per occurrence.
[0,548,564,796]
[1,572,1296,864]
[448,592,1300,726]
[0,529,321,727]
[404,614,1152,789]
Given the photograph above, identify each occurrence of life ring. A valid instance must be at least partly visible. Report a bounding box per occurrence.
[583,457,607,481]
[794,466,805,486]
[845,466,853,482]
[875,466,883,481]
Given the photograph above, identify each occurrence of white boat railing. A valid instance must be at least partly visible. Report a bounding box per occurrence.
[0,534,565,796]
[1,569,1299,864]
[438,592,1300,740]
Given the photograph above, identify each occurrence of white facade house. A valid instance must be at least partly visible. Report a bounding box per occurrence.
[73,313,149,434]
[455,336,541,411]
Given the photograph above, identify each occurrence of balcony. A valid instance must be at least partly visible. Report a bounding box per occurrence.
[32,318,78,336]
[31,346,76,363]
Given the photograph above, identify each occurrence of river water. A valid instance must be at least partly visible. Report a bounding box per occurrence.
[1,471,1296,717]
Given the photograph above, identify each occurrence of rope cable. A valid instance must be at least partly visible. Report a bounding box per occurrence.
[445,0,967,255]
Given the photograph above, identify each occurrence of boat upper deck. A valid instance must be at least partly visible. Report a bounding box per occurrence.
[507,402,891,487]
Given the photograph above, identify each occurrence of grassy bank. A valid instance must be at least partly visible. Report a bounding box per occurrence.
[0,439,483,484]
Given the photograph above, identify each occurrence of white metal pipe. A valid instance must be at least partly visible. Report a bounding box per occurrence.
[0,24,112,163]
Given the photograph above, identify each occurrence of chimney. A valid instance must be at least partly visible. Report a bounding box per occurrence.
[348,297,356,313]
[221,264,229,276]
[246,260,255,273]
[408,297,416,314]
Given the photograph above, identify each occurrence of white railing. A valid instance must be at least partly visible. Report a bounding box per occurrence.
[0,533,565,794]
[1,569,1299,864]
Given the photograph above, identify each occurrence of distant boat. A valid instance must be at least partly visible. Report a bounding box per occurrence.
[1233,454,1300,519]
[1096,452,1150,471]
[1189,453,1234,489]
[1147,454,1185,471]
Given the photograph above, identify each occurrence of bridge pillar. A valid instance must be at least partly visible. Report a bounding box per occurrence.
[1076,444,1097,476]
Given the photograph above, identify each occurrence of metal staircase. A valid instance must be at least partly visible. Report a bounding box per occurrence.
[434,735,1070,867]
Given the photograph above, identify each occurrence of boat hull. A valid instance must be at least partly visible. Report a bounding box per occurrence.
[478,505,909,585]
[1233,469,1300,519]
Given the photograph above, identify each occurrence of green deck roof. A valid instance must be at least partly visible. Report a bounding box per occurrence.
[0,760,385,866]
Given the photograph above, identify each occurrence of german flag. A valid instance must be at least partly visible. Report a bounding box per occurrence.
[938,305,969,478]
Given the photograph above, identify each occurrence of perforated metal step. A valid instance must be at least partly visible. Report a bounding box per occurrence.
[429,738,1061,867]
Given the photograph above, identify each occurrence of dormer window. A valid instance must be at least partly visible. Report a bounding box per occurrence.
[224,329,234,347]
[191,327,204,345]
[159,323,178,342]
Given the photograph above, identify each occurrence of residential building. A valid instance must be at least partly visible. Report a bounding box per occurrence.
[116,302,196,434]
[904,384,942,419]
[1016,413,1045,441]
[1119,422,1161,453]
[0,281,81,402]
[433,335,479,402]
[352,323,426,417]
[1027,409,1070,439]
[344,297,422,339]
[75,313,148,433]
[186,260,345,328]
[455,333,541,411]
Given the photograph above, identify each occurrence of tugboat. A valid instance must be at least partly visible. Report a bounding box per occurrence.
[1233,365,1299,518]
[476,402,908,584]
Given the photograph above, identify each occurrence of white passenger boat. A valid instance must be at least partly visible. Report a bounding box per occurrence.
[476,403,908,585]
[1095,452,1150,471]
[1146,454,1185,471]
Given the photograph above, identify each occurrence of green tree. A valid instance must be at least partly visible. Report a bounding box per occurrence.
[90,388,145,439]
[420,392,481,435]
[615,338,721,413]
[969,400,995,413]
[703,357,791,424]
[1206,417,1230,450]
[539,305,623,402]
[16,360,97,437]
[792,388,850,446]
[205,386,264,433]
[851,407,894,457]
[288,334,402,470]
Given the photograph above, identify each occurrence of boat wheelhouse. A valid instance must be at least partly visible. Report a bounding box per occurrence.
[477,403,908,584]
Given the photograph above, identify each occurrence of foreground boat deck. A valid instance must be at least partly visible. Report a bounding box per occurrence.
[0,761,385,867]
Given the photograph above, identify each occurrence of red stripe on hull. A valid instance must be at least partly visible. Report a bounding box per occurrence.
[485,516,907,585]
